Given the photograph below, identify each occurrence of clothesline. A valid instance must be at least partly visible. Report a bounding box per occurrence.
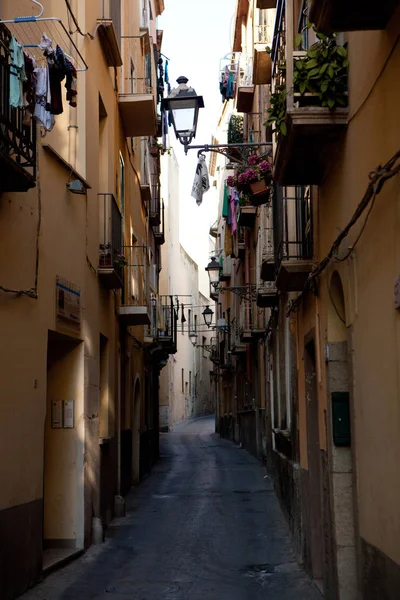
[6,26,79,132]
[0,17,88,71]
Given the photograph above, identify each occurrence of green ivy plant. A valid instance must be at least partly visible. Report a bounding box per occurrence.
[265,87,287,136]
[228,114,244,144]
[264,30,348,136]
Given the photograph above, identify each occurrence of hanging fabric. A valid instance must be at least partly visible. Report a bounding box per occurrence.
[224,224,233,257]
[9,36,26,109]
[191,154,210,206]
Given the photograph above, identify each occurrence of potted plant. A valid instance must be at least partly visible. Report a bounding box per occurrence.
[227,154,273,205]
[150,138,163,157]
[114,253,128,268]
[265,30,348,136]
[99,243,112,267]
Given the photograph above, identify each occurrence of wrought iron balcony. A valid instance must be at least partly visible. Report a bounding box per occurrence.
[236,55,255,113]
[0,25,36,193]
[118,245,151,326]
[271,0,348,185]
[97,0,123,67]
[257,281,278,307]
[260,208,275,281]
[156,295,178,354]
[154,200,165,245]
[273,185,314,291]
[149,173,161,226]
[309,0,399,33]
[219,255,232,282]
[98,194,124,289]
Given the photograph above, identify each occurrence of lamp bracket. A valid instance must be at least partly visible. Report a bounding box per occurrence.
[186,142,272,162]
[216,284,257,302]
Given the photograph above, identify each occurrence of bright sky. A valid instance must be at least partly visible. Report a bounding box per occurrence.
[158,0,237,296]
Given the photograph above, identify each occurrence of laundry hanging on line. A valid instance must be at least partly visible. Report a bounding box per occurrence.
[9,32,78,131]
[191,154,210,206]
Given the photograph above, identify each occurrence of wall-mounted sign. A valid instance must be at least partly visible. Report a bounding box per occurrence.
[51,399,75,428]
[63,400,74,428]
[51,400,63,428]
[56,276,81,325]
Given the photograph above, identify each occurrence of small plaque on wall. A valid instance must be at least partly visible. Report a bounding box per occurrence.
[51,400,63,429]
[56,276,81,325]
[63,400,74,428]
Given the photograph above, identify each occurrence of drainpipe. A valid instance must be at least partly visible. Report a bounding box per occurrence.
[68,0,78,169]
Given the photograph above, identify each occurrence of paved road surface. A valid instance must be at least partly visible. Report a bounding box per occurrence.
[22,415,321,600]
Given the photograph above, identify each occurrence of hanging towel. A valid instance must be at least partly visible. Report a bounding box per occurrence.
[191,154,210,206]
[222,184,230,219]
[10,36,26,109]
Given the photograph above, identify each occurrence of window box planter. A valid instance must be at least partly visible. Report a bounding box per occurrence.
[249,179,272,205]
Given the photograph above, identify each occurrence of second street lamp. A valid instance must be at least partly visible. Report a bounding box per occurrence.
[202,305,214,328]
[205,256,222,289]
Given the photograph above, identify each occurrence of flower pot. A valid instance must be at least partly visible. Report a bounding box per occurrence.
[150,147,159,157]
[249,180,271,205]
[99,253,113,268]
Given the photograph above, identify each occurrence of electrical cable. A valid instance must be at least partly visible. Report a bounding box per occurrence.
[348,33,400,125]
[287,149,400,315]
[64,0,94,39]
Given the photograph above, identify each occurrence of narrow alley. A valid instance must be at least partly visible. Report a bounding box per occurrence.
[21,416,320,600]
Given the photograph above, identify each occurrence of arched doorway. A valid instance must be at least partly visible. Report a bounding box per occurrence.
[132,377,141,484]
[326,270,358,599]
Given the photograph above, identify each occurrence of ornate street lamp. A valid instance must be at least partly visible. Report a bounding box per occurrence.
[162,76,204,152]
[202,305,214,328]
[205,256,222,289]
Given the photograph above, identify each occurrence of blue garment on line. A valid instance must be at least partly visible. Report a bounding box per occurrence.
[10,36,26,109]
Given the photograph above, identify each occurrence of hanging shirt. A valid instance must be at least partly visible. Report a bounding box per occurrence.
[10,36,26,109]
[222,184,230,219]
[22,53,36,125]
[231,192,237,235]
[191,154,210,206]
[34,66,55,131]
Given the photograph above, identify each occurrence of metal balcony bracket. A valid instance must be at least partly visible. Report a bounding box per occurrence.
[186,142,272,165]
[216,284,257,302]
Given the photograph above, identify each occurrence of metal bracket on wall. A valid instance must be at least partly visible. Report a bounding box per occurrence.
[186,142,272,165]
[216,284,257,302]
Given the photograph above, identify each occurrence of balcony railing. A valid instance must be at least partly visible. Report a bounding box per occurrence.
[0,25,36,192]
[98,194,123,289]
[149,173,161,226]
[154,200,165,245]
[97,0,122,67]
[273,184,314,291]
[99,0,121,42]
[237,55,254,113]
[270,0,348,185]
[157,295,178,354]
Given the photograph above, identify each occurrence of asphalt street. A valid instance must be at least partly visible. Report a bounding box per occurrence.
[21,415,321,600]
